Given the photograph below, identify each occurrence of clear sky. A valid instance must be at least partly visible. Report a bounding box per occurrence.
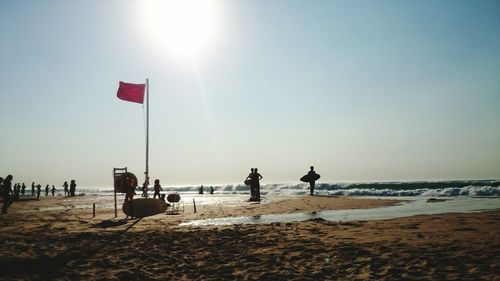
[0,0,499,186]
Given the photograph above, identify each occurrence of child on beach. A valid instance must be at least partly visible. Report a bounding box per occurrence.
[153,179,162,199]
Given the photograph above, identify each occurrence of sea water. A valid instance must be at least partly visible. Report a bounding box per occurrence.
[180,196,500,226]
[69,180,500,198]
[25,180,500,218]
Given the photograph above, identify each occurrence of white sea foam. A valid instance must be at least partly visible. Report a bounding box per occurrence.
[73,182,500,197]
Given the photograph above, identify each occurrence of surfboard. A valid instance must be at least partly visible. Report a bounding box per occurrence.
[123,198,168,218]
[244,179,252,185]
[300,173,321,183]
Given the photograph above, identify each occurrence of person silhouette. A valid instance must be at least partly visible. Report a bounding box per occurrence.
[63,181,68,196]
[142,181,148,198]
[210,186,214,194]
[153,179,162,199]
[125,175,136,202]
[21,183,26,196]
[1,175,13,214]
[246,168,255,200]
[45,185,49,196]
[307,166,319,195]
[31,182,35,196]
[251,168,262,201]
[69,180,76,197]
[36,184,41,200]
[13,183,19,200]
[199,185,204,194]
[51,185,56,196]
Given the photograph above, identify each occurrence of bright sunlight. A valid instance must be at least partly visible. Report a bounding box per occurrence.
[140,0,219,58]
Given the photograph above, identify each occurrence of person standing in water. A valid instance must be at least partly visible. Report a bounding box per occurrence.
[36,184,41,200]
[21,183,26,196]
[51,185,56,196]
[251,168,262,201]
[31,182,35,196]
[246,168,255,200]
[307,166,319,196]
[45,185,49,196]
[198,185,204,194]
[210,186,214,194]
[63,181,68,196]
[69,180,76,197]
[1,175,13,214]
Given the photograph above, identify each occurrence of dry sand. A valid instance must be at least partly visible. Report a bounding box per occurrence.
[0,195,498,280]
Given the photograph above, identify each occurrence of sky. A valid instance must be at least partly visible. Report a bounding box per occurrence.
[0,0,499,186]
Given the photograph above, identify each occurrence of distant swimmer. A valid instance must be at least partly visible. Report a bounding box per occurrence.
[300,166,321,196]
[210,186,214,194]
[199,185,204,195]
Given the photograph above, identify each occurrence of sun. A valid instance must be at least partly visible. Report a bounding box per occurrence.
[140,0,219,58]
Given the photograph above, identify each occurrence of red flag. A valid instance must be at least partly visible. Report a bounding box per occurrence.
[117,81,145,104]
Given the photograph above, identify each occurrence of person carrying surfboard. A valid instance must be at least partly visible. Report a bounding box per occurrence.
[300,166,320,196]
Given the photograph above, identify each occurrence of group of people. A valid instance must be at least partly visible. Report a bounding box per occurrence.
[123,176,168,202]
[243,166,319,201]
[0,175,79,215]
[245,168,263,201]
[62,180,78,197]
[28,182,52,200]
[8,182,27,199]
[198,185,214,195]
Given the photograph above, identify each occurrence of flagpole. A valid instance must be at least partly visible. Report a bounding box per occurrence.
[145,78,149,196]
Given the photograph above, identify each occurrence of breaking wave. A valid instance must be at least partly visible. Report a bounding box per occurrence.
[76,180,500,197]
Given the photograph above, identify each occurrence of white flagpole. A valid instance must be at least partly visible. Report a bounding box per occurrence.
[145,78,150,196]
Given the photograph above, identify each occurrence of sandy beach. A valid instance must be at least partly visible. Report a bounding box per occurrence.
[0,195,498,280]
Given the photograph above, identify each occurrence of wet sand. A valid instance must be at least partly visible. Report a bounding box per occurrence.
[0,195,498,280]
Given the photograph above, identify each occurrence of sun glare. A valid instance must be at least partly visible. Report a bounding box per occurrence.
[140,0,219,58]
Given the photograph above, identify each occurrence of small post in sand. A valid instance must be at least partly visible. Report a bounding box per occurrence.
[93,203,96,218]
[193,198,197,214]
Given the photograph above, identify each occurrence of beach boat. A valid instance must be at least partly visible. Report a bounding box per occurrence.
[123,198,168,218]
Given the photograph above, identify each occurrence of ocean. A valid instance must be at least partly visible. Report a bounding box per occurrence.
[73,180,500,198]
[19,180,500,223]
